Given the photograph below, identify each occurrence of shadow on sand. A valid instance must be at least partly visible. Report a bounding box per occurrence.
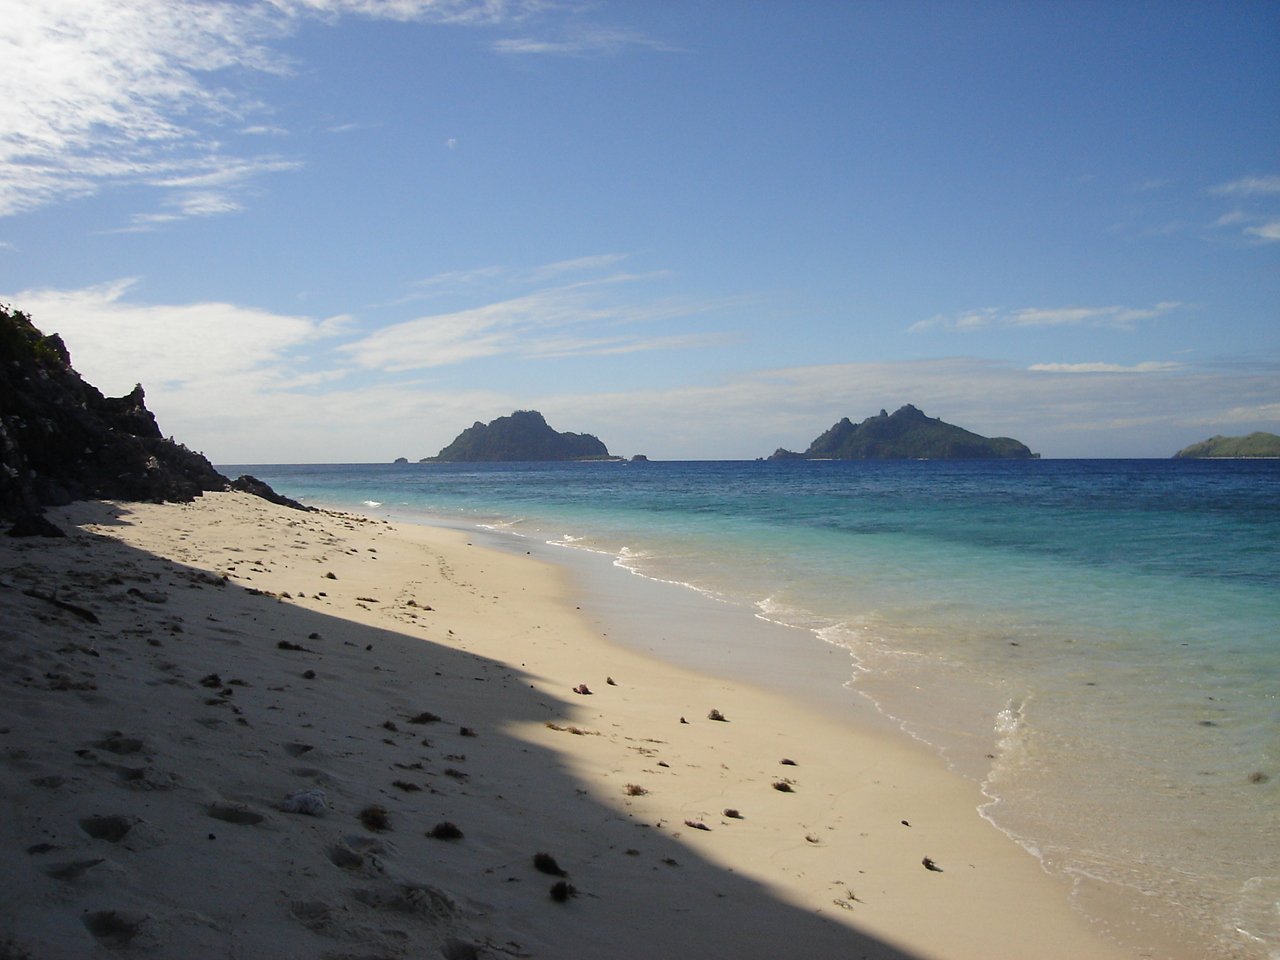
[0,501,923,959]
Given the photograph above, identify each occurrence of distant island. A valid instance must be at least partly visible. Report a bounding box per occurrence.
[422,410,616,462]
[1172,432,1280,459]
[768,404,1038,460]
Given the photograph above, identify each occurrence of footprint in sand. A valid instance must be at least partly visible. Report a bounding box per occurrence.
[80,814,136,843]
[82,909,150,948]
[207,802,265,826]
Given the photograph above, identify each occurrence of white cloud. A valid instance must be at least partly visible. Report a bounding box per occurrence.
[1245,220,1280,242]
[1027,361,1184,374]
[0,0,291,218]
[0,0,555,222]
[5,278,348,397]
[1208,174,1280,242]
[8,280,1273,463]
[1211,175,1280,197]
[492,26,680,57]
[346,271,721,372]
[911,301,1184,333]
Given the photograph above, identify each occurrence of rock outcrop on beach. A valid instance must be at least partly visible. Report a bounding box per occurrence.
[424,410,614,462]
[1172,432,1280,458]
[769,404,1038,460]
[0,304,302,525]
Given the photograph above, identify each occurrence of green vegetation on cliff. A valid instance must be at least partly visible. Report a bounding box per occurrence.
[1172,432,1280,458]
[425,410,613,462]
[769,404,1037,460]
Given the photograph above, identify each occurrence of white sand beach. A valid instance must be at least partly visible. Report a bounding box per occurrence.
[0,492,1149,959]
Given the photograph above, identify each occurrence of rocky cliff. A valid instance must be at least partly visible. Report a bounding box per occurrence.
[0,305,301,529]
[769,404,1037,460]
[425,410,613,462]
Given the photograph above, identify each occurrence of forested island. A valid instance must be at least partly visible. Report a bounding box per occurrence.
[1173,432,1280,458]
[768,404,1037,460]
[423,410,616,462]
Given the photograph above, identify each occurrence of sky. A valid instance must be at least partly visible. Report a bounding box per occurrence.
[1,0,1277,462]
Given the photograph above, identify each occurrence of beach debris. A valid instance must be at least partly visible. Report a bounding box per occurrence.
[779,758,797,766]
[359,805,391,832]
[459,726,477,737]
[21,587,98,623]
[684,820,711,831]
[408,710,442,724]
[127,587,167,603]
[707,708,727,721]
[276,640,309,652]
[382,720,399,732]
[679,716,689,724]
[606,676,617,686]
[302,669,316,679]
[324,572,337,579]
[279,788,328,816]
[922,857,943,872]
[428,821,464,840]
[624,783,649,797]
[772,780,794,793]
[724,808,743,819]
[545,722,598,736]
[392,780,422,792]
[901,819,911,827]
[549,880,577,903]
[1248,771,1270,784]
[533,852,566,876]
[805,834,820,844]
[572,683,592,695]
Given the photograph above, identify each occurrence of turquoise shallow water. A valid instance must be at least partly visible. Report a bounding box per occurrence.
[224,458,1279,958]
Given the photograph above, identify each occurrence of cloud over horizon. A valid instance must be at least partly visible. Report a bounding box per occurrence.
[4,279,1274,463]
[910,301,1185,334]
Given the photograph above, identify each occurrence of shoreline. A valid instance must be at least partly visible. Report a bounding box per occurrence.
[2,492,1150,958]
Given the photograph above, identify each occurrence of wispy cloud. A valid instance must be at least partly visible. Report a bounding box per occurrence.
[0,0,560,223]
[1027,361,1184,374]
[346,271,723,372]
[1210,175,1280,197]
[910,301,1184,333]
[1208,174,1280,242]
[492,26,681,57]
[4,281,1274,461]
[6,278,349,396]
[1245,220,1280,242]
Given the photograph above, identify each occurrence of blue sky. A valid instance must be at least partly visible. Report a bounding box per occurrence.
[2,0,1277,461]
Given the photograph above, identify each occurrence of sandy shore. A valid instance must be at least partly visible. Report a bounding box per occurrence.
[0,491,1140,959]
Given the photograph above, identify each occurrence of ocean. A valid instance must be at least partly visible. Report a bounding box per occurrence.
[221,458,1279,959]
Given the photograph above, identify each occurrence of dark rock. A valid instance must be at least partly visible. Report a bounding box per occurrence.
[0,305,315,519]
[7,513,66,537]
[0,305,225,520]
[229,475,311,511]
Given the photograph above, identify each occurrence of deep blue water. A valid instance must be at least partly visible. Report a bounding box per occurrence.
[223,458,1279,957]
